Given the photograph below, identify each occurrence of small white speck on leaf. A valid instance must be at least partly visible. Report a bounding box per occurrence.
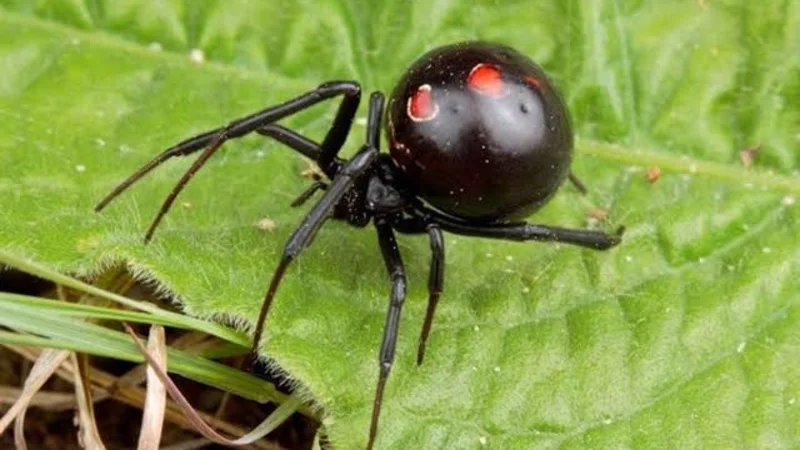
[522,287,530,294]
[505,255,513,262]
[148,42,163,52]
[473,325,480,332]
[485,253,493,258]
[762,247,772,254]
[256,218,277,232]
[94,138,106,147]
[493,366,501,373]
[355,117,368,126]
[782,195,796,206]
[189,48,205,63]
[181,201,191,208]
[479,436,488,446]
[737,342,746,353]
[625,255,633,262]
[256,150,265,158]
[688,163,698,173]
[75,164,86,173]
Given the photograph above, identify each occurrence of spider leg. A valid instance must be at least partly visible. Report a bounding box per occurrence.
[568,172,588,195]
[249,92,385,358]
[417,224,444,365]
[249,145,377,355]
[368,219,408,450]
[411,205,624,250]
[95,81,361,241]
[290,180,327,207]
[256,124,336,206]
[257,124,325,161]
[257,122,353,176]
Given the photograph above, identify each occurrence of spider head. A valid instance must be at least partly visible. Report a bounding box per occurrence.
[366,176,407,214]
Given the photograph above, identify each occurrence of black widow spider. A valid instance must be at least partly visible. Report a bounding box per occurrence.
[95,41,624,449]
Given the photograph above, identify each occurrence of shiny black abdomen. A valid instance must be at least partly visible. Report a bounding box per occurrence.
[386,41,573,222]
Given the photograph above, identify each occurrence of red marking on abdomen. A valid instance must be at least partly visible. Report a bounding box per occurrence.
[407,84,438,122]
[467,63,507,97]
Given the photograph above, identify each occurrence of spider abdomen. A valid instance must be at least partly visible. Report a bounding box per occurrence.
[386,41,573,222]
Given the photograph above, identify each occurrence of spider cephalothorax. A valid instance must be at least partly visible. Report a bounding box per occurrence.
[96,41,623,450]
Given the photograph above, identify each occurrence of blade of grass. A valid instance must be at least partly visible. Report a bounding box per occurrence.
[0,250,247,345]
[138,325,167,450]
[0,349,70,435]
[4,343,287,447]
[0,292,246,344]
[0,305,281,403]
[123,324,307,446]
[72,353,107,450]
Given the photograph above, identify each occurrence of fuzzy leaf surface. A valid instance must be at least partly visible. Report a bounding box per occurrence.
[1,1,799,449]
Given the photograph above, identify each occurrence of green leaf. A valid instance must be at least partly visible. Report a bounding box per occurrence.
[1,2,799,449]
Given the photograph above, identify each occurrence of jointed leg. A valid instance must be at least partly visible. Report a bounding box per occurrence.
[290,180,327,207]
[568,172,588,195]
[417,224,444,365]
[411,205,623,250]
[249,145,377,357]
[258,124,324,162]
[95,81,361,241]
[257,125,332,207]
[368,219,408,450]
[259,89,385,205]
[249,92,386,359]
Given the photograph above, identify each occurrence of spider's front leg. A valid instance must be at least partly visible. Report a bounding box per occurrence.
[249,91,386,358]
[94,81,361,242]
[249,144,377,356]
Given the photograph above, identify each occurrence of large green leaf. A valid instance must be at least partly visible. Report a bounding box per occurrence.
[2,1,799,449]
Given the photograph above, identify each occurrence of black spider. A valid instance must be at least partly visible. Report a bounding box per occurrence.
[95,41,624,449]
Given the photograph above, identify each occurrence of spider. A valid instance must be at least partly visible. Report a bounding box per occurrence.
[95,41,624,449]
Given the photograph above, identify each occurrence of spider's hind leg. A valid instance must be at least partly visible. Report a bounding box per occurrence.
[413,205,624,250]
